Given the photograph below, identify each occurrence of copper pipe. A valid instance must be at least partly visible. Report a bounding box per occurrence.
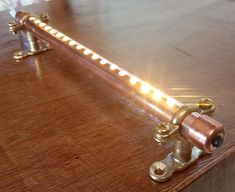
[15,11,224,154]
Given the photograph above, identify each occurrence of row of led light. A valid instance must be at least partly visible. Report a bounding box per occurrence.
[29,16,178,108]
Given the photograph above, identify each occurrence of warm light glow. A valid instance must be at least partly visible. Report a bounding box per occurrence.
[153,90,162,101]
[130,77,138,85]
[56,32,63,38]
[29,17,36,21]
[92,54,99,60]
[76,45,83,50]
[44,26,52,31]
[49,29,57,34]
[37,20,178,112]
[100,59,107,65]
[167,98,176,107]
[119,70,127,76]
[83,49,91,55]
[25,16,186,122]
[141,83,151,94]
[62,36,70,41]
[69,40,77,46]
[39,23,46,27]
[34,19,41,24]
[110,64,117,70]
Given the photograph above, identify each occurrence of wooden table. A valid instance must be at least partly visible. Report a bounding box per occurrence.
[0,0,234,191]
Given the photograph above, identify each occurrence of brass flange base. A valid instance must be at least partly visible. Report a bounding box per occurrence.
[13,44,51,60]
[149,146,203,182]
[9,13,51,60]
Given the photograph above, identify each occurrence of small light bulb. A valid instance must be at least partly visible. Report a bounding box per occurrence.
[56,32,63,38]
[119,70,127,76]
[153,90,162,101]
[62,36,70,42]
[49,29,57,34]
[69,40,77,46]
[39,23,46,27]
[110,64,117,70]
[167,98,176,108]
[76,45,83,50]
[29,17,36,21]
[92,54,99,60]
[34,19,41,24]
[83,49,91,55]
[100,59,107,65]
[141,83,150,94]
[44,26,52,31]
[130,77,138,85]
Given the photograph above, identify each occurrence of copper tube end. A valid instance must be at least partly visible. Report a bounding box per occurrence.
[182,114,225,154]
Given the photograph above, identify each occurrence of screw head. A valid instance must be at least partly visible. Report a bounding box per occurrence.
[40,12,49,23]
[156,123,171,134]
[8,21,18,35]
[198,98,214,110]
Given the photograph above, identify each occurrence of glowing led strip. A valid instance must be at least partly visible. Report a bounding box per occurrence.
[29,16,179,108]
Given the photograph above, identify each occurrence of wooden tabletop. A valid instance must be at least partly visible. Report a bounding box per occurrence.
[0,0,234,191]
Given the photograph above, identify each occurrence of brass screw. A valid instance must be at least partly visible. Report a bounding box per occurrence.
[40,12,49,23]
[154,123,172,143]
[9,21,20,35]
[198,98,214,110]
[198,98,215,115]
[156,123,171,135]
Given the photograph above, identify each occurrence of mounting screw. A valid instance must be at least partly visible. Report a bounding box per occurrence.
[8,20,22,35]
[157,123,171,134]
[198,98,215,115]
[198,98,214,110]
[154,123,172,143]
[40,12,49,23]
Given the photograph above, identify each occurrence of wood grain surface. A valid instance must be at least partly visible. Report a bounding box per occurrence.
[0,0,234,191]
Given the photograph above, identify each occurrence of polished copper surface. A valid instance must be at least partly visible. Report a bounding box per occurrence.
[15,11,224,153]
[0,0,235,191]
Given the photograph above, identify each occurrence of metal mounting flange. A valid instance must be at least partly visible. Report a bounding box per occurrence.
[9,12,51,60]
[149,98,215,182]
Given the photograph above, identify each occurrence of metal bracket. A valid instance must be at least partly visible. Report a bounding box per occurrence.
[149,98,215,182]
[9,13,51,60]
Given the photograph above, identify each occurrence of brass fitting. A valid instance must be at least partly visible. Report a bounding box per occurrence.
[9,12,51,60]
[149,98,219,182]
